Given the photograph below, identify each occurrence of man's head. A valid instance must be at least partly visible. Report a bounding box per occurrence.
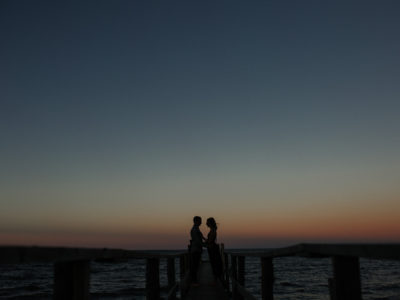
[193,216,202,226]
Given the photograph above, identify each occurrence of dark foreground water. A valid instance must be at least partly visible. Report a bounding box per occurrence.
[1,251,400,299]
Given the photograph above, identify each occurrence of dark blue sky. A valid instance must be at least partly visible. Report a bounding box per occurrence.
[1,1,400,248]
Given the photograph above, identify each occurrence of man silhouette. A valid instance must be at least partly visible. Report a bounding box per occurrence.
[189,216,204,285]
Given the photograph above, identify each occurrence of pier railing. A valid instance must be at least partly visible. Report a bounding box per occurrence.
[222,243,400,300]
[0,246,190,300]
[3,243,399,299]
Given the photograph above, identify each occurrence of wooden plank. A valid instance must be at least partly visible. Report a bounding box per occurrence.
[180,271,191,298]
[54,260,90,300]
[2,243,399,265]
[167,282,179,300]
[183,262,229,300]
[225,244,303,258]
[230,278,258,300]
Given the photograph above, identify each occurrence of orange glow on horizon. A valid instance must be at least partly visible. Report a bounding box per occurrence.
[1,214,399,250]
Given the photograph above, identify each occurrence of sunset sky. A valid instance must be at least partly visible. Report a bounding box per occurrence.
[1,1,400,249]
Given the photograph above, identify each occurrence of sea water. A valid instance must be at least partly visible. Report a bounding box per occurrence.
[1,251,399,299]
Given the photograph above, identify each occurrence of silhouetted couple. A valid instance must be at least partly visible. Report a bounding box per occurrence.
[189,216,223,285]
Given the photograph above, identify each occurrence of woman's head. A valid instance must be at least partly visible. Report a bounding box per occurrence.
[206,217,217,229]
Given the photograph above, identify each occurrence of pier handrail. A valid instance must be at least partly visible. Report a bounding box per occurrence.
[0,245,186,264]
[0,245,190,300]
[225,243,400,260]
[222,243,400,300]
[3,243,399,300]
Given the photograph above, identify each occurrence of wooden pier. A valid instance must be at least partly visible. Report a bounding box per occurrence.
[0,246,190,300]
[1,243,400,299]
[183,261,229,300]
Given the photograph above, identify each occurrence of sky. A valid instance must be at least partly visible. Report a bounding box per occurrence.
[1,1,400,249]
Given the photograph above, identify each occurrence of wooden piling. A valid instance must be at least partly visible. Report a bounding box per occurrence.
[224,252,230,291]
[261,257,274,300]
[232,255,240,300]
[238,256,245,286]
[167,257,176,300]
[180,253,191,298]
[54,260,90,300]
[330,256,361,300]
[146,258,160,300]
[220,243,229,289]
[237,256,245,300]
[180,254,185,279]
[167,257,176,288]
[185,253,189,271]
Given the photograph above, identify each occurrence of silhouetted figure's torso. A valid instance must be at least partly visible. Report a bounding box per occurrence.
[207,228,223,279]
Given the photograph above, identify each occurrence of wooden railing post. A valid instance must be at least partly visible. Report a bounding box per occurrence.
[220,243,229,289]
[179,253,190,298]
[261,257,274,300]
[238,256,245,286]
[180,254,186,280]
[330,256,361,300]
[185,253,190,271]
[167,257,176,300]
[54,260,90,300]
[224,252,230,291]
[220,243,225,277]
[237,256,245,300]
[146,258,160,300]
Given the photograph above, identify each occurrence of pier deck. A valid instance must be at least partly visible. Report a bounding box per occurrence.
[183,261,229,300]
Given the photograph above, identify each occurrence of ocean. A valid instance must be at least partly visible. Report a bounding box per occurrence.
[1,250,399,299]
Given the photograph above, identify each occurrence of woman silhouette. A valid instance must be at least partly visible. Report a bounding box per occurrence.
[205,217,223,281]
